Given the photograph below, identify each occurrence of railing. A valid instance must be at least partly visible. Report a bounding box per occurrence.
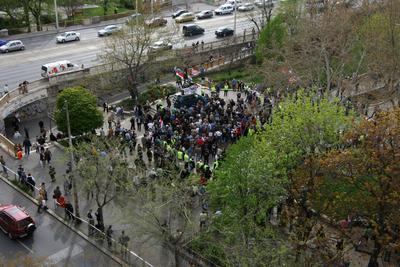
[0,133,16,157]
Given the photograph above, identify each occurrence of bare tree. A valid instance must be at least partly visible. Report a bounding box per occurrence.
[58,0,84,19]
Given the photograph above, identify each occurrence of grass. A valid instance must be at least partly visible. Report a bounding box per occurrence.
[206,66,264,84]
[73,6,131,20]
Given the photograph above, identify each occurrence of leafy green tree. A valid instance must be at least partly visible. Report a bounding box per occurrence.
[54,86,103,136]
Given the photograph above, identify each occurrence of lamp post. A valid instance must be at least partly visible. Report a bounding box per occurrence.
[233,0,237,41]
[64,100,81,224]
[54,0,59,31]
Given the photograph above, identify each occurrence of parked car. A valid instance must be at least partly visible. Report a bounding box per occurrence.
[0,40,25,53]
[0,204,36,239]
[226,0,244,8]
[149,40,173,52]
[214,4,234,15]
[172,9,188,19]
[0,39,8,46]
[196,10,214,19]
[183,24,205,37]
[215,27,234,38]
[255,0,274,8]
[98,25,121,37]
[145,17,167,27]
[175,12,195,23]
[125,13,143,24]
[56,31,80,43]
[238,3,255,11]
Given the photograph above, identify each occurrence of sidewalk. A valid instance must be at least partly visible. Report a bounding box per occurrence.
[7,2,219,39]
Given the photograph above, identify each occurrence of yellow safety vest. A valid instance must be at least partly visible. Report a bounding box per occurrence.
[184,153,190,162]
[224,85,229,91]
[211,86,216,92]
[177,151,183,160]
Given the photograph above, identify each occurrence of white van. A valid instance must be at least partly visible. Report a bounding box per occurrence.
[41,60,79,78]
[215,4,234,15]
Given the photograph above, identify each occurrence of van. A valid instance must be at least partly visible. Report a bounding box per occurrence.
[215,4,234,15]
[183,24,205,37]
[41,60,79,78]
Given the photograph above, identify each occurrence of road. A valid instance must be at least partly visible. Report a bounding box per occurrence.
[0,12,259,90]
[0,178,120,267]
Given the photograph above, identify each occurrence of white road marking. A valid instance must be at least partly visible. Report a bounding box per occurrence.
[46,242,85,264]
[17,240,35,254]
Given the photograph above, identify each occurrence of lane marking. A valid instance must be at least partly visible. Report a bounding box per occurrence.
[17,240,35,254]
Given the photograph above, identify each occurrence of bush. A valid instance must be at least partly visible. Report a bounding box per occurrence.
[118,98,135,110]
[189,234,227,266]
[138,84,177,105]
[11,179,34,197]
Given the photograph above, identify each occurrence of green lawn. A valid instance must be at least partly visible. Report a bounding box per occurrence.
[74,6,131,20]
[206,66,264,84]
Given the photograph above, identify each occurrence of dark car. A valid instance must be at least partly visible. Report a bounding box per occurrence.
[0,39,8,46]
[145,17,168,27]
[215,27,234,38]
[183,24,205,37]
[172,9,188,19]
[196,10,214,19]
[0,204,36,239]
[174,93,206,109]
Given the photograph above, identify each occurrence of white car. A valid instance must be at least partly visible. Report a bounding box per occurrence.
[215,4,234,15]
[255,0,274,8]
[98,25,121,37]
[238,3,255,11]
[0,40,25,53]
[149,40,173,52]
[56,31,80,43]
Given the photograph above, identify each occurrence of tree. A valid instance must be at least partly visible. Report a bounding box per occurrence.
[100,14,178,101]
[59,0,84,19]
[311,108,400,267]
[29,0,47,31]
[247,0,274,33]
[54,86,103,136]
[74,136,134,229]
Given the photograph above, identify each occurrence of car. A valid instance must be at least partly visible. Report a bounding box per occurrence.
[175,12,195,23]
[0,204,36,239]
[56,31,80,43]
[226,0,244,8]
[255,0,274,8]
[98,25,121,37]
[149,40,173,52]
[0,39,8,46]
[196,10,214,19]
[238,3,255,11]
[172,9,188,19]
[183,24,205,37]
[145,17,168,27]
[174,93,206,109]
[0,40,25,53]
[214,4,234,15]
[125,13,143,24]
[215,27,234,37]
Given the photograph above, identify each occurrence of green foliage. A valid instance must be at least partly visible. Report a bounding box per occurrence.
[138,84,176,105]
[206,66,263,84]
[11,179,33,197]
[54,86,103,136]
[255,14,286,62]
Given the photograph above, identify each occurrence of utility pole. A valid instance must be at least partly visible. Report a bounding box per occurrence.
[54,0,59,31]
[65,100,81,224]
[233,0,237,41]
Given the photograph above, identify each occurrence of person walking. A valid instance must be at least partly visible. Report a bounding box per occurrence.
[0,155,7,176]
[23,137,31,156]
[52,186,62,207]
[49,165,56,182]
[106,225,113,248]
[119,230,130,256]
[44,148,52,165]
[199,210,208,230]
[87,210,95,236]
[26,173,35,192]
[65,200,74,221]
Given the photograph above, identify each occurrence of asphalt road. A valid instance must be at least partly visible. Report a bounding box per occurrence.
[0,178,120,267]
[0,11,259,90]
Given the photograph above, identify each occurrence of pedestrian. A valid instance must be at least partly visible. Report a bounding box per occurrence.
[49,165,56,182]
[16,148,23,160]
[0,155,7,176]
[52,186,61,206]
[44,148,52,164]
[23,137,31,156]
[3,83,8,95]
[199,210,207,230]
[119,230,130,256]
[65,200,74,221]
[39,149,45,166]
[37,183,47,213]
[26,173,35,192]
[106,225,113,248]
[87,210,95,236]
[63,178,71,195]
[130,116,135,130]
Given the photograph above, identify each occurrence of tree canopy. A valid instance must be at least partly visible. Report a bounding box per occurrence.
[54,86,103,136]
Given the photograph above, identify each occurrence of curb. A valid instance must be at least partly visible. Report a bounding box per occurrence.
[0,174,125,267]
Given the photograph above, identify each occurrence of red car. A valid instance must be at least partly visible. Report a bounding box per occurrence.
[0,204,36,239]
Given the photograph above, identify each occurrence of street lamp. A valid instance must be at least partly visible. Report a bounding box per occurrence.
[64,100,81,224]
[54,0,59,30]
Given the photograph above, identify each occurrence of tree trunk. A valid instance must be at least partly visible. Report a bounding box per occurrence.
[97,206,105,229]
[174,247,180,267]
[367,241,381,267]
[34,15,41,31]
[23,4,31,32]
